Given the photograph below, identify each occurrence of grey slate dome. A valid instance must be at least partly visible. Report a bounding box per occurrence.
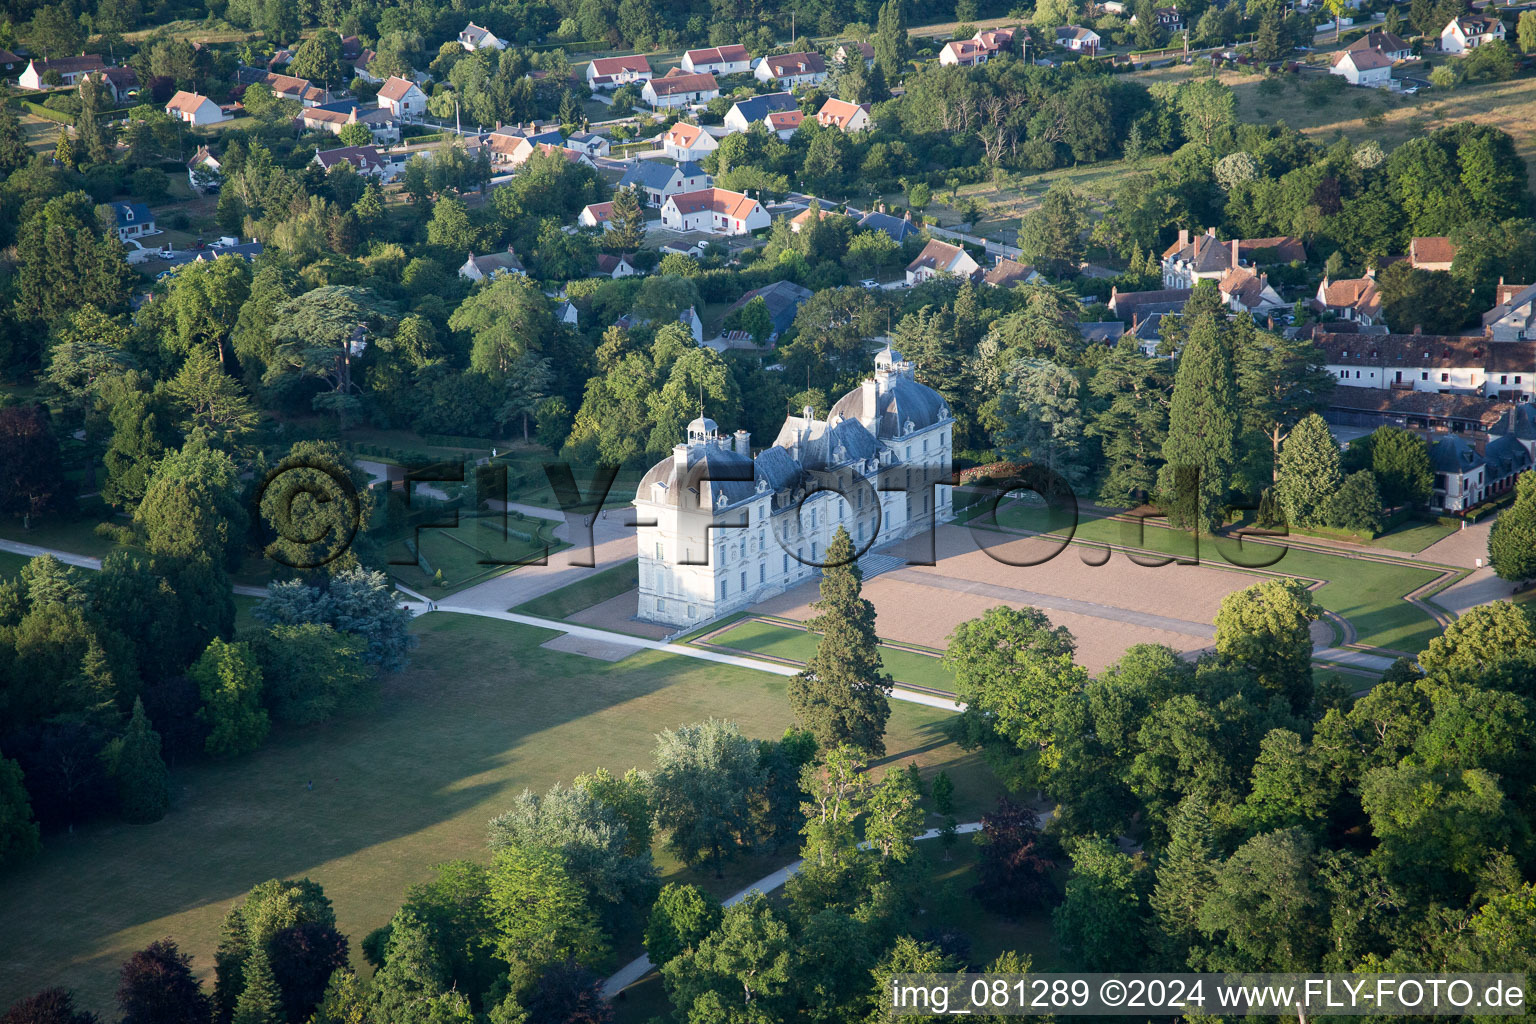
[687,415,719,439]
[638,442,757,509]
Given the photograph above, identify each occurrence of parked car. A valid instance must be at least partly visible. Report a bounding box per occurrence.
[859,278,879,289]
[156,249,177,261]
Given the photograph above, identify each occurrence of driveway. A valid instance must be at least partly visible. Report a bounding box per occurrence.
[446,508,639,612]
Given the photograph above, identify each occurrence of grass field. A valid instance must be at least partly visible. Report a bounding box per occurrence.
[386,513,565,594]
[0,612,999,1015]
[705,618,956,692]
[984,500,1445,655]
[0,515,121,559]
[513,558,640,618]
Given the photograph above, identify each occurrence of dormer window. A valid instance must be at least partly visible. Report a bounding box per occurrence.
[716,491,729,509]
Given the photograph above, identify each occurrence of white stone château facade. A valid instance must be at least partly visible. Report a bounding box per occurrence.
[633,349,954,630]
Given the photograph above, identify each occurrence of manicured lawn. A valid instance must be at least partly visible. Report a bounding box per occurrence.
[0,550,30,580]
[0,612,997,1015]
[984,501,1444,655]
[387,513,565,594]
[513,559,640,619]
[706,618,956,692]
[0,513,122,558]
[1365,517,1461,554]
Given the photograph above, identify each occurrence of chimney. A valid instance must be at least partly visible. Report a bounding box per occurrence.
[1177,228,1189,247]
[1231,238,1240,267]
[734,429,750,454]
[1414,325,1423,334]
[862,375,878,414]
[879,202,886,214]
[673,442,689,469]
[903,209,912,222]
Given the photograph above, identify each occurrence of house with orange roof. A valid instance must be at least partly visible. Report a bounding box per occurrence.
[165,90,228,125]
[1409,236,1457,272]
[579,201,616,231]
[834,41,875,66]
[681,44,750,76]
[587,54,652,90]
[660,188,771,235]
[641,68,720,109]
[1313,273,1384,326]
[1329,47,1392,87]
[662,121,719,162]
[816,98,871,132]
[764,108,804,139]
[376,76,427,119]
[906,239,982,285]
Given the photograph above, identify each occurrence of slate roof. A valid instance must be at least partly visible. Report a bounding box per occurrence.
[1429,434,1484,475]
[1317,332,1491,368]
[856,211,918,243]
[619,159,705,189]
[727,279,813,338]
[109,201,153,227]
[729,92,797,123]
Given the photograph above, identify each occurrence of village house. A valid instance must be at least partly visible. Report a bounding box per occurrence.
[723,92,797,133]
[632,347,953,630]
[566,130,610,158]
[1318,332,1536,404]
[983,258,1043,289]
[459,248,526,282]
[81,66,137,102]
[313,145,390,177]
[906,239,982,285]
[1054,26,1101,52]
[587,55,652,90]
[165,90,228,125]
[187,146,222,193]
[596,253,640,278]
[376,76,427,119]
[1408,236,1457,271]
[1107,287,1193,331]
[660,188,771,235]
[1485,281,1536,342]
[939,28,1015,65]
[459,22,508,51]
[1161,228,1306,288]
[641,69,720,109]
[1329,47,1393,86]
[661,121,719,162]
[856,209,919,244]
[0,49,22,76]
[619,160,713,207]
[681,44,751,76]
[108,201,156,242]
[764,109,804,139]
[753,51,828,88]
[296,102,399,143]
[255,71,329,106]
[835,41,875,67]
[724,280,813,343]
[1217,266,1287,315]
[790,205,849,234]
[1441,13,1505,53]
[556,300,579,325]
[350,49,381,83]
[1314,273,1384,326]
[1348,29,1413,61]
[578,201,615,231]
[816,98,871,132]
[18,54,107,89]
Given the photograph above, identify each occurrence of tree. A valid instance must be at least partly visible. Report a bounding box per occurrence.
[1235,325,1334,489]
[645,884,724,968]
[661,894,793,1022]
[103,697,170,824]
[255,441,375,575]
[1377,261,1475,334]
[1520,10,1536,53]
[1053,837,1148,971]
[117,939,212,1024]
[1347,426,1431,509]
[1418,602,1536,679]
[27,4,83,58]
[1490,473,1536,583]
[190,639,268,759]
[248,625,368,726]
[230,946,283,1024]
[0,404,72,519]
[652,719,765,873]
[944,606,1087,789]
[866,763,924,863]
[268,286,380,428]
[1197,828,1325,971]
[1148,796,1216,968]
[267,922,350,1023]
[0,747,41,872]
[932,769,958,860]
[972,797,1055,917]
[797,743,871,878]
[1017,183,1087,278]
[336,121,373,148]
[1177,78,1235,149]
[574,766,653,858]
[486,782,657,910]
[0,989,98,1024]
[256,567,417,672]
[1327,470,1384,535]
[874,0,911,81]
[289,29,346,86]
[1360,764,1516,897]
[1273,413,1342,529]
[214,880,336,1021]
[1213,579,1317,713]
[1158,309,1240,532]
[134,436,248,571]
[165,347,258,445]
[986,359,1088,485]
[607,185,647,250]
[487,845,608,991]
[788,527,893,755]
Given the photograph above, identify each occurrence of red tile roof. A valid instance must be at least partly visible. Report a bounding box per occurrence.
[590,54,651,76]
